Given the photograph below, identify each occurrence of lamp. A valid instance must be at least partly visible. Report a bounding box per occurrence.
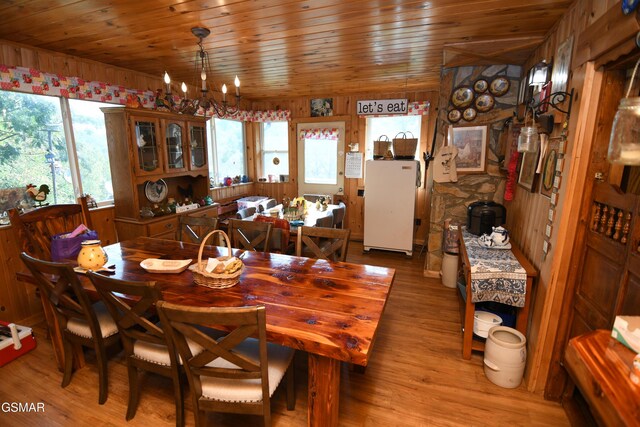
[607,33,640,165]
[529,61,549,88]
[163,27,241,118]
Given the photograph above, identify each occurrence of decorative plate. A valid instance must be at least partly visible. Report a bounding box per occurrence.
[144,179,168,203]
[140,258,193,274]
[473,79,489,94]
[475,94,495,112]
[489,77,510,96]
[450,86,474,108]
[462,107,477,121]
[448,109,462,123]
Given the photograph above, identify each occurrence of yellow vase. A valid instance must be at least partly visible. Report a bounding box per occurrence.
[77,240,108,270]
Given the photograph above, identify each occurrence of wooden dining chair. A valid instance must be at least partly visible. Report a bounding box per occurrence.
[254,215,291,254]
[228,219,272,252]
[87,272,185,426]
[9,196,92,260]
[257,198,277,213]
[303,194,324,203]
[314,211,334,228]
[156,301,296,427]
[236,207,256,219]
[296,226,351,262]
[178,215,218,244]
[20,252,120,404]
[332,202,346,229]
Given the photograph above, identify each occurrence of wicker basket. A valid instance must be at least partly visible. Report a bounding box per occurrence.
[373,135,392,159]
[392,131,418,159]
[189,230,244,289]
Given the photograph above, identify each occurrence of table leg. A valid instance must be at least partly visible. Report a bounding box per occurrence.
[308,353,340,427]
[515,277,533,335]
[462,290,474,360]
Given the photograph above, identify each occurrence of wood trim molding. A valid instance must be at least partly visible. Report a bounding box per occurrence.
[531,61,603,396]
[574,7,640,67]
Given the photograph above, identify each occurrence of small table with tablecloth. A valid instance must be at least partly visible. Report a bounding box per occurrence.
[457,229,537,359]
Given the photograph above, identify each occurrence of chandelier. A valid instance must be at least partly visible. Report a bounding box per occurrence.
[163,27,241,118]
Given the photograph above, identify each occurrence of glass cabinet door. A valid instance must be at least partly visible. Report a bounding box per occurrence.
[131,117,162,176]
[165,121,187,172]
[188,122,208,171]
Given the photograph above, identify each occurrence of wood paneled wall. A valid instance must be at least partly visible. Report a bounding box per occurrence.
[506,0,627,394]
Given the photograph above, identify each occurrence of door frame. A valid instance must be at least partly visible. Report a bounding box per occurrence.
[290,115,351,198]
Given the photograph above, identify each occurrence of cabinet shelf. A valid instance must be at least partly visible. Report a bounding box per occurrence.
[101,107,212,240]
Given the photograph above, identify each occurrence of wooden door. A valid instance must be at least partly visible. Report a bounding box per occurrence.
[569,183,639,335]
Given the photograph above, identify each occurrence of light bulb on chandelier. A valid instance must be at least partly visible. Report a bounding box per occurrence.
[161,27,241,118]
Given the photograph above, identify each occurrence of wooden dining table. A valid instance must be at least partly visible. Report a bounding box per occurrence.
[21,237,395,426]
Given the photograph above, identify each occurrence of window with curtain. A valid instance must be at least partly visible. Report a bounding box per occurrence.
[209,117,246,186]
[300,128,339,185]
[365,116,422,160]
[261,121,289,179]
[0,90,115,212]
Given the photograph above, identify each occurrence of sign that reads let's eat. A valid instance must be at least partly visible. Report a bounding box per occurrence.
[356,99,408,115]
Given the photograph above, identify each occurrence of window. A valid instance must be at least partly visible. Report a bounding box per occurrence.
[0,90,114,212]
[209,118,246,186]
[261,121,288,178]
[67,99,114,203]
[304,137,338,184]
[365,115,422,160]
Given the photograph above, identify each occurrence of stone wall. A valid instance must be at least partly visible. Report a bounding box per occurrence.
[426,65,521,272]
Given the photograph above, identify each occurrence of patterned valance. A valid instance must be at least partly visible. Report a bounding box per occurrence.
[299,128,339,140]
[0,65,290,122]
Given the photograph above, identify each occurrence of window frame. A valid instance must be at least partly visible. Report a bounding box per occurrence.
[0,90,115,208]
[208,117,247,187]
[260,121,289,178]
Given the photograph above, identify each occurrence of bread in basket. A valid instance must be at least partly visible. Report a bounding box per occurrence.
[188,230,244,289]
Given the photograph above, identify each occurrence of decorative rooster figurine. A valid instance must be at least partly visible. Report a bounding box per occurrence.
[26,183,50,207]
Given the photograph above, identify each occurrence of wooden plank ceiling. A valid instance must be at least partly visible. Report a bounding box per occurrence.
[0,0,574,100]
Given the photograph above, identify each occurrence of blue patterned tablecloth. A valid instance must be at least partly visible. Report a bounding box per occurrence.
[462,230,526,307]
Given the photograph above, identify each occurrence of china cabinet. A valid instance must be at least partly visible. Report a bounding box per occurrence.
[101,107,215,240]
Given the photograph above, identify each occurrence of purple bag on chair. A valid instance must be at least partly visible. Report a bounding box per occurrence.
[50,229,99,261]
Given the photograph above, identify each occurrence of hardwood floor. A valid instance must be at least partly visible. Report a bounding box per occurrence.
[0,242,569,426]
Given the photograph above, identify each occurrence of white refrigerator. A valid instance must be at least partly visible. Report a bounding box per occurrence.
[364,160,418,256]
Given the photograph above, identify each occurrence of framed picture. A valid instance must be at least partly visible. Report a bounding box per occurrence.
[310,98,333,117]
[551,35,574,94]
[518,150,539,192]
[540,137,560,198]
[451,125,488,173]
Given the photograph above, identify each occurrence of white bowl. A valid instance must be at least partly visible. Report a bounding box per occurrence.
[474,311,502,338]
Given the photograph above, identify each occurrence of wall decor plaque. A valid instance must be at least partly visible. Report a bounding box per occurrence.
[475,94,495,112]
[473,79,489,94]
[451,87,474,108]
[448,109,462,123]
[462,107,477,121]
[490,77,510,96]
